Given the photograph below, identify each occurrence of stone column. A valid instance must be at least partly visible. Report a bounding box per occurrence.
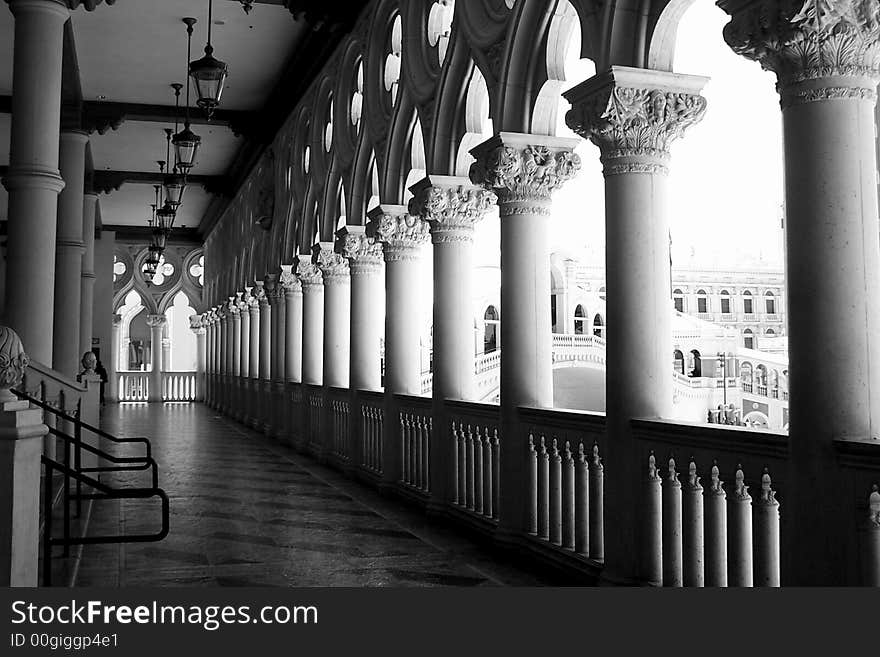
[190,315,206,402]
[2,0,69,363]
[564,67,706,584]
[315,242,350,388]
[297,259,324,385]
[146,314,166,403]
[108,313,120,402]
[470,134,580,536]
[225,297,236,377]
[239,289,251,380]
[367,206,429,395]
[52,130,88,377]
[161,338,171,372]
[247,291,260,378]
[217,307,228,376]
[79,192,98,358]
[409,176,496,402]
[231,293,242,377]
[720,0,880,585]
[267,275,285,382]
[339,226,384,391]
[257,282,272,381]
[0,326,49,586]
[281,265,303,383]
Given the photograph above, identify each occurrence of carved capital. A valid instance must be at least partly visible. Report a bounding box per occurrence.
[112,313,122,327]
[564,67,707,176]
[366,205,430,261]
[145,314,167,329]
[408,176,497,243]
[253,280,269,308]
[719,0,880,105]
[279,264,302,295]
[469,132,580,211]
[338,226,384,274]
[0,326,29,403]
[313,241,350,285]
[296,259,324,290]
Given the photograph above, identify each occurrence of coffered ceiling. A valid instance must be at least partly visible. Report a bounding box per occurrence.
[0,0,365,239]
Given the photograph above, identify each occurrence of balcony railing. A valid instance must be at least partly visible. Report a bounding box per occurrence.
[116,371,199,402]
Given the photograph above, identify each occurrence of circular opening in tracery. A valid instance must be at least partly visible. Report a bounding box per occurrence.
[350,60,364,128]
[324,96,334,152]
[384,14,403,103]
[428,1,454,67]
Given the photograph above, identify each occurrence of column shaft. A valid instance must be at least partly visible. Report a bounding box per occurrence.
[299,265,324,386]
[79,193,97,358]
[316,244,350,388]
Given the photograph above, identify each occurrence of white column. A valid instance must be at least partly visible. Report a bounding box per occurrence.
[256,282,272,381]
[297,259,324,385]
[248,293,260,378]
[146,314,166,403]
[409,176,496,401]
[339,226,384,391]
[565,67,706,584]
[240,289,251,380]
[108,313,121,402]
[190,316,206,402]
[315,242,350,388]
[217,308,228,376]
[2,0,69,363]
[280,265,303,382]
[470,133,581,537]
[225,297,236,376]
[79,192,98,358]
[53,130,88,377]
[721,0,880,585]
[367,206,429,395]
[231,294,242,377]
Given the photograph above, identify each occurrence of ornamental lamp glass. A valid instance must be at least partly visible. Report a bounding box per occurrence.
[156,202,176,232]
[189,49,228,118]
[163,172,187,207]
[172,126,201,171]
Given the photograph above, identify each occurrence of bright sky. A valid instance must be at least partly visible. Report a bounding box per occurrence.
[539,1,786,271]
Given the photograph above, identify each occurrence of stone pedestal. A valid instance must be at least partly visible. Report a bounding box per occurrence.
[470,133,581,537]
[565,66,706,583]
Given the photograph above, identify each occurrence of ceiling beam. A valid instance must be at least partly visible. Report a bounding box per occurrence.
[104,225,203,245]
[92,170,231,197]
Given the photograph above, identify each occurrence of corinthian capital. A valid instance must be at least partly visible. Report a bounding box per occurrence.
[719,0,880,101]
[469,133,581,212]
[313,241,350,284]
[279,264,302,295]
[145,314,167,329]
[296,256,323,289]
[564,67,707,176]
[338,225,384,274]
[408,175,498,243]
[253,280,269,307]
[366,205,430,262]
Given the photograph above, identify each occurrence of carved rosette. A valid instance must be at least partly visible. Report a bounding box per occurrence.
[408,184,498,243]
[720,0,880,107]
[0,326,29,402]
[565,81,706,176]
[367,213,430,262]
[469,143,580,215]
[314,246,351,286]
[340,232,384,275]
[296,260,324,291]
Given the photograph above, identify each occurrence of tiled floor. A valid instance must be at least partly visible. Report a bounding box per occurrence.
[73,403,557,587]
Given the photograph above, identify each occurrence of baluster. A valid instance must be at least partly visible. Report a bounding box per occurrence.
[575,443,589,556]
[527,434,538,534]
[414,415,421,488]
[474,427,484,515]
[400,413,409,483]
[867,485,880,586]
[682,458,704,587]
[728,465,753,587]
[642,452,662,586]
[705,462,728,587]
[423,418,431,491]
[465,425,475,510]
[451,422,460,505]
[590,443,604,561]
[377,408,384,472]
[458,423,467,506]
[492,430,500,520]
[753,468,780,587]
[482,428,493,518]
[549,439,562,546]
[562,441,575,551]
[662,456,683,587]
[538,436,549,541]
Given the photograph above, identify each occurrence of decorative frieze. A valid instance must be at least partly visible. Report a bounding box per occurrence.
[366,206,430,262]
[719,0,880,107]
[469,133,580,213]
[313,242,350,285]
[408,176,498,243]
[564,67,707,176]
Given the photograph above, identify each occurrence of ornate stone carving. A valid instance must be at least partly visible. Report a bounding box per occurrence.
[280,265,302,294]
[296,259,324,289]
[313,243,350,284]
[367,211,430,261]
[0,326,29,403]
[145,314,167,328]
[189,314,206,330]
[720,0,880,105]
[565,75,707,176]
[253,281,269,307]
[469,139,581,208]
[408,180,498,243]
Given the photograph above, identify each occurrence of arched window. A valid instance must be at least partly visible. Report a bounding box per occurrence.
[598,286,606,301]
[673,288,685,313]
[742,290,754,315]
[573,304,586,334]
[696,289,709,314]
[483,306,499,354]
[743,328,754,350]
[673,349,685,375]
[766,328,776,335]
[593,314,604,339]
[765,291,776,314]
[720,289,731,314]
[740,362,754,385]
[164,292,197,372]
[688,349,702,378]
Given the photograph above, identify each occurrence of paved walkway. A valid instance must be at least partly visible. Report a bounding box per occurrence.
[73,402,556,587]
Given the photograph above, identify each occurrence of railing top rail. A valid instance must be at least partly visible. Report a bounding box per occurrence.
[833,438,880,468]
[357,388,386,402]
[519,406,607,428]
[26,360,88,394]
[395,393,433,407]
[632,417,789,460]
[446,399,501,418]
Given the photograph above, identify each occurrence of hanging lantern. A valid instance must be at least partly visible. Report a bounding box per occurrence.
[174,18,202,170]
[163,172,187,207]
[190,0,228,119]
